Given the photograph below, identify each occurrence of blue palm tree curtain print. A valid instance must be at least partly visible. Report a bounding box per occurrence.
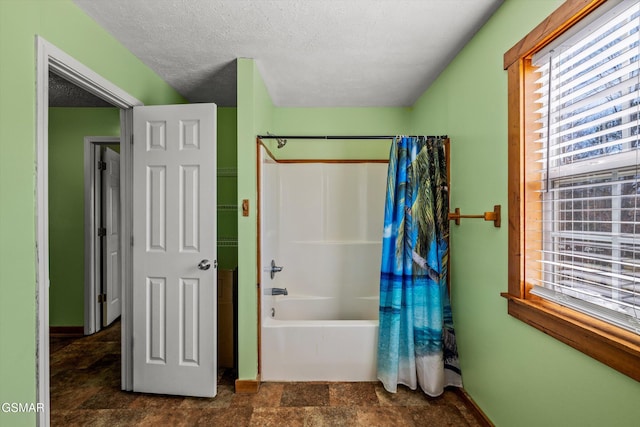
[377,136,462,396]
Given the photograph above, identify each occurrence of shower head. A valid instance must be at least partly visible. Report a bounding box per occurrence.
[266,132,287,148]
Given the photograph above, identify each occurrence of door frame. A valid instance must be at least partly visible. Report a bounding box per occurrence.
[84,137,121,336]
[36,36,142,426]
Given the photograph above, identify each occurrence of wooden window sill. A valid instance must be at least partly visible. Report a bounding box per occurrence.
[501,293,640,381]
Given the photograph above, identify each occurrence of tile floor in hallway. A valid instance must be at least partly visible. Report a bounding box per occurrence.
[50,321,487,426]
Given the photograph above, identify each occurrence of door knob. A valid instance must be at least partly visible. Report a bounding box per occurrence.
[198,259,211,270]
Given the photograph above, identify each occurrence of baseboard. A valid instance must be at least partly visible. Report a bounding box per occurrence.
[234,375,261,394]
[454,388,494,427]
[50,326,84,337]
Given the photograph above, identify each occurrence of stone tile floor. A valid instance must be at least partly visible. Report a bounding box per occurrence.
[50,321,486,426]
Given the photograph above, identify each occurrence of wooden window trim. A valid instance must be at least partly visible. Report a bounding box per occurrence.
[504,0,640,382]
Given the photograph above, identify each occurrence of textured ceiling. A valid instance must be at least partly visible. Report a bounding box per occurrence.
[71,0,503,107]
[49,72,113,107]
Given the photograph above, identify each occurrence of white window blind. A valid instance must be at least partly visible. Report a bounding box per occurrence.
[529,0,640,334]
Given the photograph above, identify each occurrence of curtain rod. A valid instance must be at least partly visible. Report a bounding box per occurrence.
[257,135,448,140]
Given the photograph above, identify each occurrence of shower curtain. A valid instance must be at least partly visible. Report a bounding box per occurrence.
[377,136,462,396]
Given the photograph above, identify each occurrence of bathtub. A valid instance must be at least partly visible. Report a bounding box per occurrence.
[261,295,379,382]
[259,152,387,382]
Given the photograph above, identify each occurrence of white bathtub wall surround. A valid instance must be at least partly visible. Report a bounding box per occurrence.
[260,146,388,381]
[279,162,386,244]
[260,149,281,329]
[272,295,379,321]
[260,154,280,285]
[278,163,387,301]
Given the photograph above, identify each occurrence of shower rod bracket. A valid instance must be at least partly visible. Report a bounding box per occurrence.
[448,205,501,228]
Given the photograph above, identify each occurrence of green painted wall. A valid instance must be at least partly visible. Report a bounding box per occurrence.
[236,59,274,380]
[0,0,185,424]
[217,107,238,270]
[408,0,640,426]
[48,108,120,327]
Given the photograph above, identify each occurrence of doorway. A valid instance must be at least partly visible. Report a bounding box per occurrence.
[84,138,122,335]
[36,36,141,427]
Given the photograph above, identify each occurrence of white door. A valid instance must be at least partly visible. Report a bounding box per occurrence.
[132,103,217,397]
[103,147,121,326]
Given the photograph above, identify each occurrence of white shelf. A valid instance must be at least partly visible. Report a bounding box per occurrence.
[217,237,238,247]
[217,204,238,211]
[217,167,237,177]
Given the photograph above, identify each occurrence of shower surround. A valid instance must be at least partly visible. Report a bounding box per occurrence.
[259,146,387,381]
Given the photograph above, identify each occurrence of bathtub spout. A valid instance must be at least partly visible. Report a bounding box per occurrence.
[265,287,288,296]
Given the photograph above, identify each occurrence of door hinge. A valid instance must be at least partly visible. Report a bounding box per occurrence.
[97,160,107,171]
[131,235,134,246]
[130,134,134,145]
[98,293,106,303]
[98,227,106,237]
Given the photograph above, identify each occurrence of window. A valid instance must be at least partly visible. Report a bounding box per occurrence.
[504,0,640,381]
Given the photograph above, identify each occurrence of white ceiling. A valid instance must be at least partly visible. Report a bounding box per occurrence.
[72,0,503,107]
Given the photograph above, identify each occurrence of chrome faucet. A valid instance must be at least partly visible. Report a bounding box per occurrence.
[265,287,288,296]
